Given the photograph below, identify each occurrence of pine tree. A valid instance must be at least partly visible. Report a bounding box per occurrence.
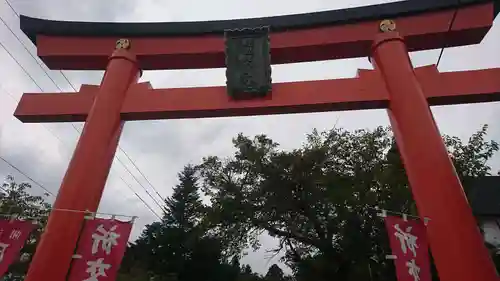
[163,165,204,231]
[122,165,232,281]
[265,265,285,281]
[153,165,205,277]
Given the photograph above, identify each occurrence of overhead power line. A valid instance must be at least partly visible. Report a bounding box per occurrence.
[0,84,69,151]
[0,156,55,197]
[119,148,166,202]
[0,4,166,210]
[0,151,163,220]
[114,153,166,212]
[0,15,63,90]
[436,1,460,68]
[117,174,163,220]
[4,0,17,16]
[0,6,165,219]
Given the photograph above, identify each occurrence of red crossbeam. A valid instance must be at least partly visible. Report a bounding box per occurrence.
[14,66,500,123]
[37,4,493,70]
[14,84,98,122]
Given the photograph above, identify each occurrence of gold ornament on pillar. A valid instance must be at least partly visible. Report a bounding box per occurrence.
[379,20,396,33]
[115,38,131,50]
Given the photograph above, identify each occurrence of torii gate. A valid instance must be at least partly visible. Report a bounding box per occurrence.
[13,1,500,280]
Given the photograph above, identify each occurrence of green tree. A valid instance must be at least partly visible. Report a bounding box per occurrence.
[237,264,263,281]
[198,125,499,281]
[0,175,51,281]
[264,264,285,281]
[120,165,236,281]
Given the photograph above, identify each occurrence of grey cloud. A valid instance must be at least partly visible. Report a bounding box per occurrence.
[0,0,499,275]
[13,0,137,22]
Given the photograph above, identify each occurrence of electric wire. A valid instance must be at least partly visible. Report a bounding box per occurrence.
[0,129,163,219]
[117,174,163,220]
[4,0,17,16]
[114,154,166,212]
[0,153,163,219]
[0,39,44,91]
[0,84,69,151]
[0,16,63,92]
[0,6,166,217]
[0,3,166,207]
[0,156,55,197]
[0,209,138,221]
[436,1,460,68]
[0,85,162,219]
[0,0,435,223]
[0,58,162,218]
[119,148,166,202]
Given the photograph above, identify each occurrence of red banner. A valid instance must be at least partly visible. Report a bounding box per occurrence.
[67,218,133,281]
[385,216,431,281]
[0,219,36,277]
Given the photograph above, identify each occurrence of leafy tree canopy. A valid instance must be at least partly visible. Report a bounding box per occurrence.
[197,125,498,281]
[0,175,51,281]
[5,124,494,281]
[120,165,255,281]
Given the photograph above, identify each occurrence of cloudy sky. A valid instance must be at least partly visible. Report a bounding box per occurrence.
[0,0,499,274]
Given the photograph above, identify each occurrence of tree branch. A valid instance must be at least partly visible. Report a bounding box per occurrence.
[252,219,324,250]
[286,238,302,262]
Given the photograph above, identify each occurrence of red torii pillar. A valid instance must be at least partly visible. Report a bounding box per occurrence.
[19,50,140,281]
[372,32,498,281]
[13,2,500,280]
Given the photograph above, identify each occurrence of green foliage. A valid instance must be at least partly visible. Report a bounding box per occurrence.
[197,125,498,281]
[122,124,498,281]
[119,165,258,281]
[264,264,288,281]
[0,175,51,281]
[0,121,496,281]
[1,125,495,281]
